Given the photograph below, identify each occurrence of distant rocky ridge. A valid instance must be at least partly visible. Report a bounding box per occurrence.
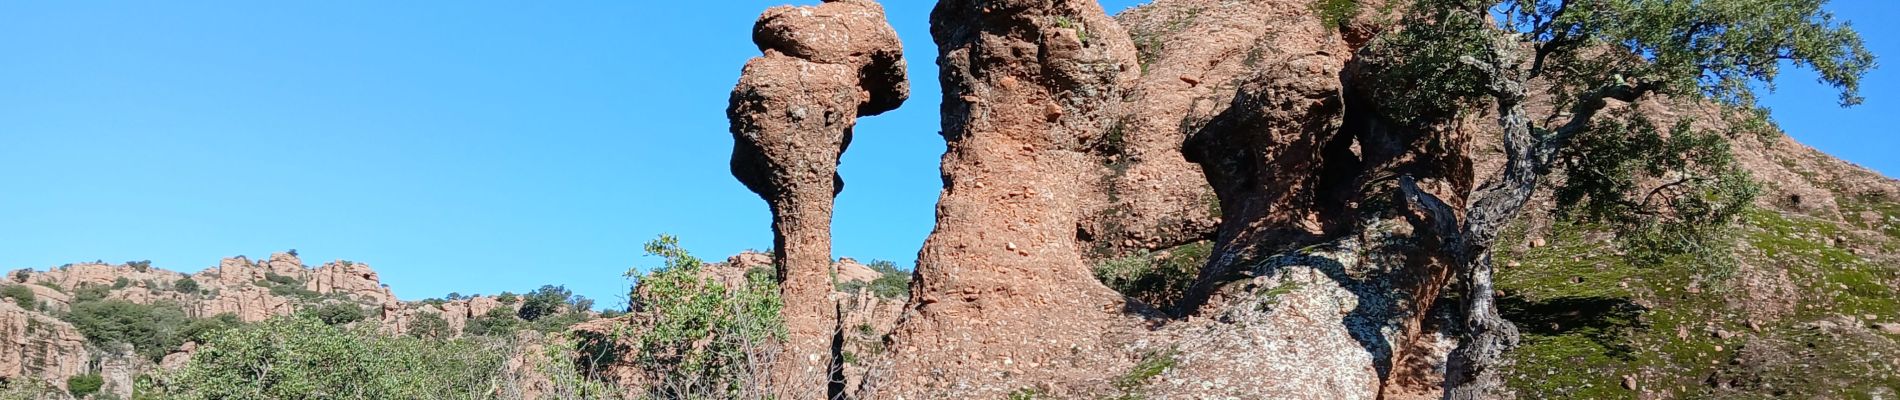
[0,252,529,396]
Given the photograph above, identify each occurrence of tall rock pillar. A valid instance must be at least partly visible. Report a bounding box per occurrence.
[863,1,1144,397]
[727,0,907,398]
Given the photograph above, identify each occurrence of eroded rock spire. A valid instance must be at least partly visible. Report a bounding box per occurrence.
[859,1,1145,397]
[726,0,907,397]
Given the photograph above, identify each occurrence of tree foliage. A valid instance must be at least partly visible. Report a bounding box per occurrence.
[65,300,194,361]
[144,316,510,400]
[838,260,913,300]
[620,235,784,398]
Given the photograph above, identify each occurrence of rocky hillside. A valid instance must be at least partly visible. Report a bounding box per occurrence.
[0,253,539,398]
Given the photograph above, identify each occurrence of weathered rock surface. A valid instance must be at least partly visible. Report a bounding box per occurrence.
[860,1,1147,397]
[728,0,909,396]
[0,302,87,391]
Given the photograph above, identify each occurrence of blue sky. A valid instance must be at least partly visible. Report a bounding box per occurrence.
[0,1,1891,309]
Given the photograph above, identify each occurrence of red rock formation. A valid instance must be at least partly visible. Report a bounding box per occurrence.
[726,0,908,396]
[0,302,87,391]
[861,1,1146,397]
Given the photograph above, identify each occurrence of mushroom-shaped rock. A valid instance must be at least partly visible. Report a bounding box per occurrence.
[726,0,908,398]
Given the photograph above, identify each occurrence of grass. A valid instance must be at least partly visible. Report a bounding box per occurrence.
[1494,206,1900,398]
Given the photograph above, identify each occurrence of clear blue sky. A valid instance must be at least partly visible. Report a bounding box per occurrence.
[0,1,1891,309]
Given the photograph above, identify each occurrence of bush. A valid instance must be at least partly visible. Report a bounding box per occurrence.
[64,300,193,360]
[620,235,784,398]
[143,317,510,399]
[127,260,152,273]
[518,285,574,322]
[173,277,201,294]
[408,312,452,340]
[0,285,34,309]
[301,303,368,326]
[181,314,243,343]
[73,284,110,302]
[838,260,912,299]
[112,276,131,289]
[66,374,102,397]
[1094,241,1210,309]
[262,272,299,286]
[464,307,520,337]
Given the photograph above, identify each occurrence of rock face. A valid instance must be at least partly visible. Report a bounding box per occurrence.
[727,0,908,397]
[860,1,1146,397]
[0,302,87,391]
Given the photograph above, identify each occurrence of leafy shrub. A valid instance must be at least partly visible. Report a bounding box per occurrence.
[619,235,784,398]
[1094,241,1210,309]
[464,307,520,337]
[73,284,110,302]
[180,313,243,343]
[173,277,201,294]
[112,276,131,289]
[408,312,452,340]
[518,285,574,322]
[0,285,34,309]
[64,300,193,360]
[301,303,368,326]
[143,316,510,399]
[262,272,299,286]
[837,260,913,299]
[126,260,152,273]
[497,292,519,305]
[65,374,102,397]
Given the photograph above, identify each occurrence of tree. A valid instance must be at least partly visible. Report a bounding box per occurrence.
[0,285,34,309]
[1361,0,1873,397]
[173,277,201,294]
[65,374,102,397]
[143,316,509,399]
[408,312,452,340]
[64,300,194,361]
[620,235,784,398]
[518,285,575,322]
[463,307,520,337]
[302,303,369,326]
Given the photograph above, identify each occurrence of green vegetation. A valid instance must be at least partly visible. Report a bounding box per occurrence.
[464,307,521,337]
[1094,241,1210,309]
[1312,0,1358,28]
[172,277,200,294]
[65,374,102,397]
[407,311,451,340]
[0,285,34,309]
[65,300,195,361]
[837,260,912,299]
[143,316,512,400]
[518,284,588,322]
[1495,205,1900,398]
[301,302,368,326]
[127,260,152,272]
[1107,349,1178,399]
[612,235,784,398]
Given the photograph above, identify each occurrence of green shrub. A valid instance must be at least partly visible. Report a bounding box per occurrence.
[73,284,110,302]
[262,272,299,286]
[620,235,784,398]
[143,316,509,399]
[1094,241,1210,309]
[0,285,34,309]
[112,276,131,289]
[180,314,243,343]
[464,307,520,337]
[65,374,102,397]
[408,312,452,339]
[518,285,574,322]
[126,260,152,273]
[301,303,368,326]
[64,300,193,360]
[837,260,912,299]
[173,277,201,294]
